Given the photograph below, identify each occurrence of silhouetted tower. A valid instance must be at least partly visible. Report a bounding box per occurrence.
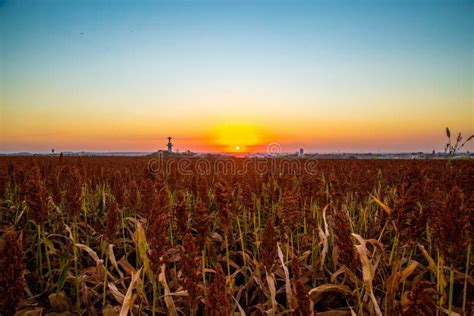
[167,136,173,153]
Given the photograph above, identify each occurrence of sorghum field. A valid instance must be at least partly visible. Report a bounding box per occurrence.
[0,156,473,315]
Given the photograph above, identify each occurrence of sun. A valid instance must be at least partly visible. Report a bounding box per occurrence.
[213,122,263,152]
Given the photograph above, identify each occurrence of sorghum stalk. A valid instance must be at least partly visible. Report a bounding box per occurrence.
[73,223,80,312]
[225,234,231,277]
[152,278,157,316]
[355,276,363,315]
[257,202,261,232]
[243,207,248,242]
[253,211,259,257]
[237,216,246,267]
[43,228,53,281]
[202,248,207,295]
[102,248,109,306]
[311,231,316,287]
[135,214,140,269]
[389,234,399,266]
[462,242,471,313]
[401,248,414,299]
[36,224,44,289]
[448,264,454,316]
[436,249,445,312]
[121,210,127,254]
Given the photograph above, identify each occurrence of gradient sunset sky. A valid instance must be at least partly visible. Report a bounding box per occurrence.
[1,0,473,153]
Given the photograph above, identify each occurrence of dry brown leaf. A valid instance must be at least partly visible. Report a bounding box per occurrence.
[108,244,124,281]
[418,244,447,291]
[331,266,358,286]
[352,233,382,316]
[135,222,153,282]
[319,205,329,271]
[75,243,100,263]
[308,284,352,303]
[277,242,297,311]
[108,283,125,304]
[119,268,141,316]
[232,295,246,316]
[118,258,136,276]
[400,260,419,282]
[158,263,177,316]
[265,270,277,314]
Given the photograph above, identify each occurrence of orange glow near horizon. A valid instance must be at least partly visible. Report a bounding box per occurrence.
[208,122,270,153]
[1,116,473,153]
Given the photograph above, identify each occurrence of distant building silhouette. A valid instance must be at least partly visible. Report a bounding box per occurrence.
[167,136,173,153]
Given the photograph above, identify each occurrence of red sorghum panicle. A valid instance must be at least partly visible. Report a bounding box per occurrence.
[281,186,300,232]
[401,281,437,316]
[206,263,230,315]
[174,192,189,238]
[181,232,201,309]
[0,230,25,315]
[46,170,61,207]
[111,170,125,207]
[64,167,83,218]
[24,167,48,224]
[292,256,311,315]
[140,178,156,216]
[147,187,170,272]
[392,173,427,244]
[430,186,470,264]
[261,218,278,271]
[126,180,140,213]
[105,199,119,244]
[331,209,356,269]
[240,183,254,213]
[0,168,7,199]
[194,199,210,250]
[214,181,232,235]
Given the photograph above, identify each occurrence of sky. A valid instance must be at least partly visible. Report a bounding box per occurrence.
[1,0,473,153]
